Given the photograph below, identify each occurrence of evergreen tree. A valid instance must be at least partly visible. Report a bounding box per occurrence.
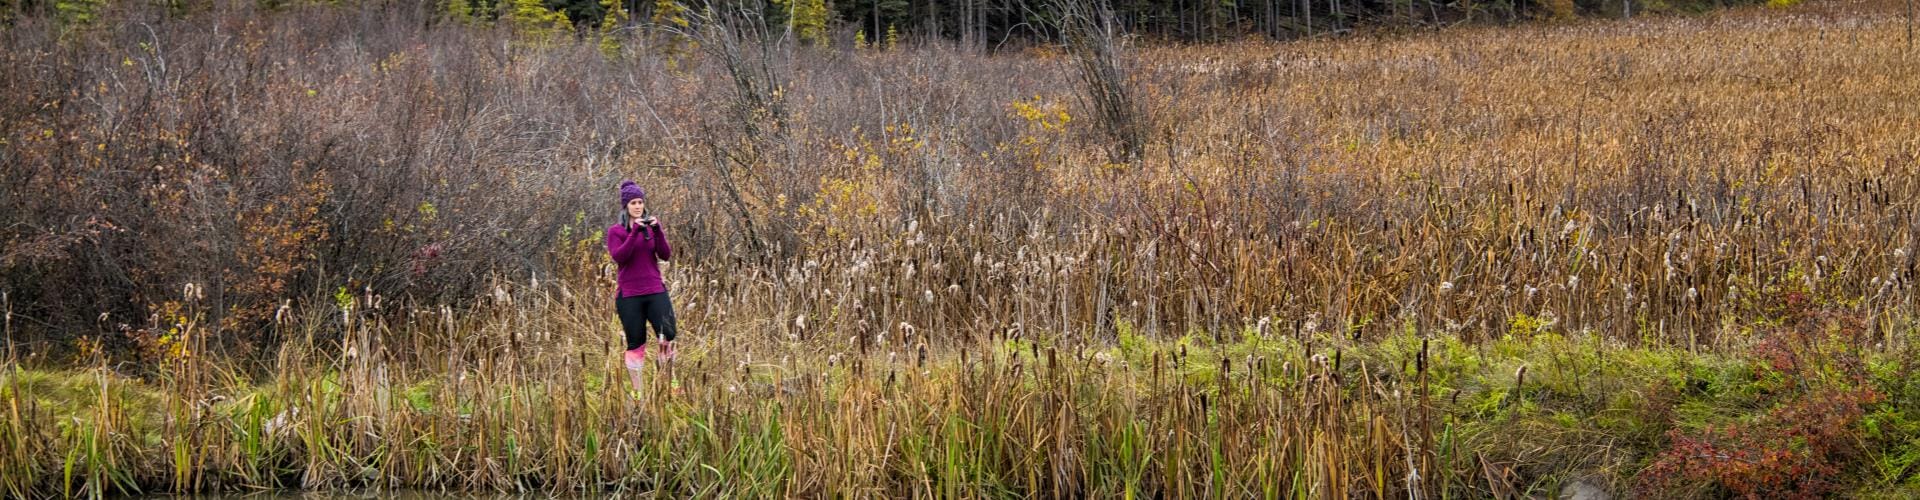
[506,0,572,41]
[597,0,631,57]
[651,0,693,69]
[836,0,908,47]
[54,0,107,27]
[554,0,608,28]
[773,0,832,46]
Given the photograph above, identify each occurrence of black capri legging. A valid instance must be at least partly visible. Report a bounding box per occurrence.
[615,291,677,350]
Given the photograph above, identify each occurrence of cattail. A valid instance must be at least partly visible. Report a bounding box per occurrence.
[1417,338,1429,374]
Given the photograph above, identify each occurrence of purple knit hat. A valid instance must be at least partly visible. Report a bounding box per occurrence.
[619,180,645,206]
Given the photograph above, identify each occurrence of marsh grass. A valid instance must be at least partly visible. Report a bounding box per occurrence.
[3,278,1916,497]
[4,0,1920,498]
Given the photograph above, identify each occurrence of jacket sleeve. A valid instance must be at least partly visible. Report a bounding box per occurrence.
[607,225,641,263]
[651,223,672,261]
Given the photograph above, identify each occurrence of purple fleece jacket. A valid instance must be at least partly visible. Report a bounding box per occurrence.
[606,221,673,297]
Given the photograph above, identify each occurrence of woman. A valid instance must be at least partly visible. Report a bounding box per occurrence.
[608,180,677,393]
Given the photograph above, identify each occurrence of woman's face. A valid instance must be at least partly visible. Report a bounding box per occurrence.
[626,198,646,218]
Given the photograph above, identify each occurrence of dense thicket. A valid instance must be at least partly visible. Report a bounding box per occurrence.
[3,0,1775,46]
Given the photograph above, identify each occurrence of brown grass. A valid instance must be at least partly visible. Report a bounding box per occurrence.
[3,0,1920,498]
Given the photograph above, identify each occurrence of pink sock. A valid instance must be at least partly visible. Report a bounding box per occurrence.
[624,347,647,369]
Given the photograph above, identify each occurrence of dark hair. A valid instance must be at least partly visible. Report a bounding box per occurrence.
[617,207,652,229]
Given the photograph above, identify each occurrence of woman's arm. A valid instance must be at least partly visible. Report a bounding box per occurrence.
[607,225,642,263]
[651,221,672,261]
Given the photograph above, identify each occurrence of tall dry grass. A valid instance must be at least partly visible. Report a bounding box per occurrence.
[0,273,1561,497]
[3,0,1920,498]
[7,266,1913,497]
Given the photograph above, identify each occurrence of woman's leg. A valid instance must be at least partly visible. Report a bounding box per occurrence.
[615,295,650,392]
[642,292,679,359]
